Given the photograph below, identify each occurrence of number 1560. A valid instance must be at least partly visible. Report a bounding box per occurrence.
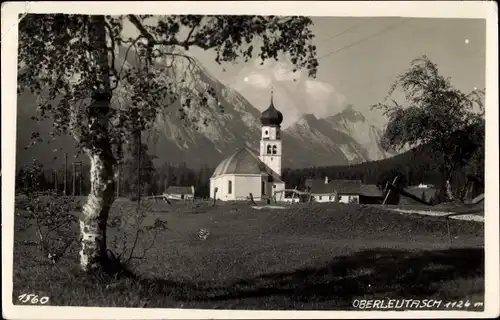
[18,293,50,304]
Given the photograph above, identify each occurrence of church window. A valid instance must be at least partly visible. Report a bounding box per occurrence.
[276,130,280,139]
[228,180,232,194]
[319,196,322,200]
[267,145,272,154]
[264,130,269,136]
[272,145,277,155]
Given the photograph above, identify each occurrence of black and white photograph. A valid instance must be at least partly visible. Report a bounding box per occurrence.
[2,1,499,319]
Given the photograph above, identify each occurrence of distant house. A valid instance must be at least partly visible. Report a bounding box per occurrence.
[165,186,195,200]
[306,177,362,204]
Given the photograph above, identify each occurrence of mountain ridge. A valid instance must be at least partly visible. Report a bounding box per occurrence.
[15,46,391,170]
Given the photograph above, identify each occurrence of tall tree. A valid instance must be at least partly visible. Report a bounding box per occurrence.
[121,142,157,200]
[18,14,319,273]
[372,55,485,200]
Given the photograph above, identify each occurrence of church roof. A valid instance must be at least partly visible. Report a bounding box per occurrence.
[260,94,283,126]
[211,147,283,183]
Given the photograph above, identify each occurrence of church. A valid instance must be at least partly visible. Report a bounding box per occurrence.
[210,93,286,201]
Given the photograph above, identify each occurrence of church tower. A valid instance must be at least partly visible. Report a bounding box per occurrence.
[259,90,283,177]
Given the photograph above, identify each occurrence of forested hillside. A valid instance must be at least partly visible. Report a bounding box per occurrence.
[282,121,484,200]
[16,121,484,201]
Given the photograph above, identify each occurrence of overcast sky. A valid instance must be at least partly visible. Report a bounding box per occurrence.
[124,16,486,128]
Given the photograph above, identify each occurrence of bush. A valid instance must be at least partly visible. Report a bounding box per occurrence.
[107,201,169,271]
[16,160,79,263]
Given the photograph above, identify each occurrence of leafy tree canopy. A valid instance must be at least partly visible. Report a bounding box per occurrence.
[372,55,485,174]
[18,14,319,157]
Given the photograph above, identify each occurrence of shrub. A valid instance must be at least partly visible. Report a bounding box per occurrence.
[107,201,169,271]
[16,160,79,263]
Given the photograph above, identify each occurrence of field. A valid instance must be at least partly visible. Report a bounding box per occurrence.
[12,198,484,310]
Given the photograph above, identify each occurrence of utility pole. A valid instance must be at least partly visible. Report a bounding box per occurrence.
[116,163,120,198]
[63,153,68,195]
[72,162,76,196]
[79,162,83,196]
[54,169,58,194]
[136,130,141,205]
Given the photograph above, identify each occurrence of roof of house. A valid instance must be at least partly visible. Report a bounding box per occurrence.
[166,186,194,195]
[211,146,283,183]
[307,179,362,195]
[359,184,384,198]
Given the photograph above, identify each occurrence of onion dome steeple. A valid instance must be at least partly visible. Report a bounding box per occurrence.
[260,89,283,126]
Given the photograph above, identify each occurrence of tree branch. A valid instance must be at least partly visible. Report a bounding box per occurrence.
[126,228,141,264]
[117,36,146,79]
[104,21,120,91]
[127,15,157,45]
[183,25,198,49]
[127,14,212,51]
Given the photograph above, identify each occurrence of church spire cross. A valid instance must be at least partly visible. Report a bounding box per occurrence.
[270,87,274,106]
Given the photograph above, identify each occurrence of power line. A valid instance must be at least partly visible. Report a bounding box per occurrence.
[234,18,413,115]
[314,19,370,45]
[272,18,408,80]
[317,18,407,60]
[277,20,372,73]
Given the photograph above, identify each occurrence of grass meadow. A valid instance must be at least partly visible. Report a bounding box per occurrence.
[12,198,484,310]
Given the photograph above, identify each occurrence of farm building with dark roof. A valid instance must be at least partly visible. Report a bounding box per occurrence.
[166,185,195,200]
[304,178,386,204]
[306,178,362,203]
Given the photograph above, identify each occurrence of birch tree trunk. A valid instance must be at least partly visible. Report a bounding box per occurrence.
[80,143,116,272]
[79,15,116,272]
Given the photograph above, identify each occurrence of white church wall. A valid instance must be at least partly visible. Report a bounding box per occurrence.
[210,178,215,199]
[210,174,262,201]
[222,175,235,201]
[214,175,233,201]
[234,175,262,201]
[210,176,228,200]
[209,177,219,200]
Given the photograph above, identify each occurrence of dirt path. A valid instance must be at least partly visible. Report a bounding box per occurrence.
[385,208,484,223]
